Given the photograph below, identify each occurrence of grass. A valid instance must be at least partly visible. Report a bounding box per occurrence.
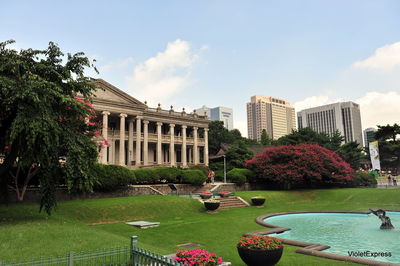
[0,188,399,265]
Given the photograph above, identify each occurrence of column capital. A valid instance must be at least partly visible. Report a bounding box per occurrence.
[169,123,175,128]
[119,113,127,118]
[157,122,163,126]
[136,115,143,120]
[143,120,149,125]
[102,111,111,116]
[204,128,209,132]
[193,126,198,130]
[181,125,187,129]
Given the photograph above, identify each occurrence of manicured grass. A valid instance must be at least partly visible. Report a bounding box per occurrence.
[1,188,399,265]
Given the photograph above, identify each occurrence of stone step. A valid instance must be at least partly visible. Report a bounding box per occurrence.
[218,196,249,210]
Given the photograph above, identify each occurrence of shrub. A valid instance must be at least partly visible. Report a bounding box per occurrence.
[227,168,246,185]
[174,249,222,266]
[92,164,135,192]
[347,171,377,187]
[227,168,255,185]
[214,170,224,181]
[188,165,209,176]
[155,167,182,183]
[133,169,160,184]
[181,170,206,186]
[245,144,355,189]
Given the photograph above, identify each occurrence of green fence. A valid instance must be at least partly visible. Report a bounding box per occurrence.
[0,236,178,266]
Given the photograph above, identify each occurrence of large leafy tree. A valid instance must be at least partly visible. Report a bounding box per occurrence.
[225,141,254,170]
[374,124,400,170]
[0,40,99,213]
[260,129,272,146]
[245,144,354,189]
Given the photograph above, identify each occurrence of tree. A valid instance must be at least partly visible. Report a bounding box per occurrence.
[260,129,272,146]
[245,144,354,189]
[225,141,254,170]
[374,124,400,170]
[0,40,99,213]
[337,141,363,169]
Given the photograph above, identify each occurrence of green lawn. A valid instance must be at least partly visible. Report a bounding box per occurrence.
[1,188,399,265]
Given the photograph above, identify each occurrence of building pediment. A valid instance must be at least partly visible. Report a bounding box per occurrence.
[92,79,147,108]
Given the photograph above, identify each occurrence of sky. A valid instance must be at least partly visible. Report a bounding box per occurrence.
[2,0,400,137]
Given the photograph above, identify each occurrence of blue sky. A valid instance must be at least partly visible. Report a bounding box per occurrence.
[2,0,400,136]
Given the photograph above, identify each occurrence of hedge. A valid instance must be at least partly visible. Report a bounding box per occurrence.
[181,170,206,186]
[347,171,377,187]
[155,167,182,183]
[133,169,160,184]
[226,168,245,185]
[92,164,136,192]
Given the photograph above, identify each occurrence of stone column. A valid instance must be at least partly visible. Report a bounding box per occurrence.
[101,111,110,163]
[135,116,142,167]
[128,119,134,166]
[157,122,163,165]
[110,139,115,164]
[181,125,187,167]
[188,147,192,164]
[119,113,127,165]
[204,128,209,166]
[143,120,149,165]
[169,124,175,166]
[193,126,198,164]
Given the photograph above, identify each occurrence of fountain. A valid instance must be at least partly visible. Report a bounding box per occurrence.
[369,209,394,229]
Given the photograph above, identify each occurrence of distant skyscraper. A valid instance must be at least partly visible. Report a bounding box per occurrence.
[247,95,296,141]
[297,102,363,145]
[363,127,376,148]
[195,106,234,130]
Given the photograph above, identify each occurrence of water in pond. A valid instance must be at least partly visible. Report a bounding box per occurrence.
[265,212,400,264]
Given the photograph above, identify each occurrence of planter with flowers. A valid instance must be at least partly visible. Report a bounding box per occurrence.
[204,199,220,211]
[174,249,223,265]
[237,235,284,266]
[251,197,266,206]
[218,191,231,198]
[200,192,213,199]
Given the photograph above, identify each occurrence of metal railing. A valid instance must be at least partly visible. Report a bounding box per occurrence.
[0,236,178,266]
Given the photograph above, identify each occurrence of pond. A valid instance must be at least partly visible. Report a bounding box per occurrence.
[265,212,400,264]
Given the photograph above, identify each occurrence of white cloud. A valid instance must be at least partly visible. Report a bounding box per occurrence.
[352,42,400,71]
[356,91,400,129]
[99,57,134,73]
[293,93,342,112]
[294,91,400,130]
[127,39,200,105]
[234,120,248,138]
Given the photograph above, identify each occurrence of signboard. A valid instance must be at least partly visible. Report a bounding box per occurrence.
[369,141,381,171]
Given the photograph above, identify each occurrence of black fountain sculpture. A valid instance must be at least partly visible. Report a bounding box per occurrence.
[369,209,394,230]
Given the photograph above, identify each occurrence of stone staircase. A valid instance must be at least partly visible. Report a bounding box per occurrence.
[193,183,217,193]
[218,196,249,210]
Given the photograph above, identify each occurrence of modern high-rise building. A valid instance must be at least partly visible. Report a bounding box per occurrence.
[297,101,363,145]
[247,95,296,141]
[195,106,234,131]
[363,127,376,148]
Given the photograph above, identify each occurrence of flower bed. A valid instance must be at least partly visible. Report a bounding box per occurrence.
[218,191,231,198]
[237,235,284,266]
[200,192,213,199]
[174,249,223,265]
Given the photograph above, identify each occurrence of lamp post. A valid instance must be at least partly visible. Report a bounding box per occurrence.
[223,154,226,183]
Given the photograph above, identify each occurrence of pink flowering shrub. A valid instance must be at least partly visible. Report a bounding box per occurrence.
[237,235,283,250]
[174,249,223,266]
[245,144,354,189]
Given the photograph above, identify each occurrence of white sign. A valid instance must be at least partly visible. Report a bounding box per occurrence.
[369,141,381,171]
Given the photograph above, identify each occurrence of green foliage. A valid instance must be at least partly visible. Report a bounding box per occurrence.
[227,168,255,185]
[187,164,209,176]
[337,141,363,169]
[133,169,160,184]
[214,170,224,181]
[346,171,377,187]
[260,129,272,146]
[154,167,181,183]
[0,40,98,213]
[180,170,206,185]
[375,124,400,170]
[225,141,253,170]
[92,164,135,192]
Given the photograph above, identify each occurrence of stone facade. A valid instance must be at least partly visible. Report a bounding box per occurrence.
[92,79,210,168]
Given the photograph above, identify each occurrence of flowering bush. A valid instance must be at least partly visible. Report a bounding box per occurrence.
[201,192,212,195]
[245,144,354,189]
[174,249,223,265]
[218,190,230,194]
[237,235,283,250]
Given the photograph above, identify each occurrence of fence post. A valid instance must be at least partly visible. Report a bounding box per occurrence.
[68,251,74,266]
[131,236,138,265]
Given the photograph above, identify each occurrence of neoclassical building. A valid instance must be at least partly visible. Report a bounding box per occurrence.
[92,79,210,168]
